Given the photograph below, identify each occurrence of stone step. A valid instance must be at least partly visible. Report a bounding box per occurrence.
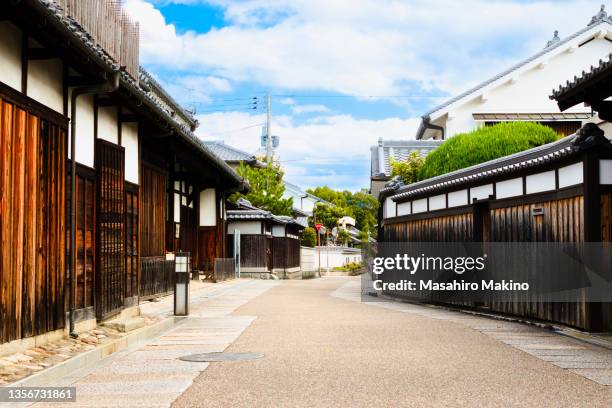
[102,317,145,333]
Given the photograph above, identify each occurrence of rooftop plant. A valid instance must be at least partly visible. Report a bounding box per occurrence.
[418,122,560,180]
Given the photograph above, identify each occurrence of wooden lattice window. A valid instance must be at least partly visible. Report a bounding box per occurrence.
[124,184,139,299]
[95,139,125,319]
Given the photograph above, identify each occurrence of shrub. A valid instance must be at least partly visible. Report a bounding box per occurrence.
[419,122,560,180]
[390,151,425,184]
[300,227,316,247]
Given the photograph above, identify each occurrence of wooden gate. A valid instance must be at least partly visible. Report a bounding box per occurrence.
[95,140,125,319]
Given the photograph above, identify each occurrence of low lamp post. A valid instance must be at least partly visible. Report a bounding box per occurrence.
[174,252,191,316]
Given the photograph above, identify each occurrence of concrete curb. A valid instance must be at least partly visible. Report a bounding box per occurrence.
[9,316,184,387]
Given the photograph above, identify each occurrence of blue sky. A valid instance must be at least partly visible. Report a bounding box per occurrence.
[125,0,603,191]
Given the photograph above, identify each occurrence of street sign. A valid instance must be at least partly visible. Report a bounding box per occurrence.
[315,223,323,231]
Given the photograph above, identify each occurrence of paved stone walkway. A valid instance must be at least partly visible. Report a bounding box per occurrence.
[332,278,612,386]
[29,279,278,408]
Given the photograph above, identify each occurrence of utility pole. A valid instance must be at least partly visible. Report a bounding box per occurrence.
[266,93,272,162]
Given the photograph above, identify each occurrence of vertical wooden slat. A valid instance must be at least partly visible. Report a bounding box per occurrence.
[12,107,27,340]
[0,101,13,343]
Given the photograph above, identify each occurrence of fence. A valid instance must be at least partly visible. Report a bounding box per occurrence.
[140,256,174,300]
[213,258,235,282]
[54,0,139,78]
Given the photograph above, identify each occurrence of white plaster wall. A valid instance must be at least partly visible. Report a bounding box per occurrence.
[496,177,523,199]
[0,22,22,91]
[174,193,181,223]
[68,93,95,167]
[28,59,63,113]
[412,198,427,214]
[600,159,612,184]
[301,246,362,271]
[429,194,446,211]
[431,34,612,139]
[448,189,468,207]
[558,162,583,188]
[122,122,139,184]
[228,221,261,235]
[470,184,493,201]
[97,107,118,144]
[526,170,556,194]
[199,188,217,227]
[396,201,411,216]
[384,197,396,218]
[272,225,286,237]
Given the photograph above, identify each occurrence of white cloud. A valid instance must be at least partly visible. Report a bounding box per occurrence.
[195,110,420,190]
[291,104,330,114]
[125,0,598,96]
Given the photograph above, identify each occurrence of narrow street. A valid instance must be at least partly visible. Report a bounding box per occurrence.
[27,277,611,407]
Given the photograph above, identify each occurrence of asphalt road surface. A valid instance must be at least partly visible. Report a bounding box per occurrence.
[174,278,612,408]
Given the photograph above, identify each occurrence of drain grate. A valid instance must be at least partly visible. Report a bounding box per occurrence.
[179,352,264,362]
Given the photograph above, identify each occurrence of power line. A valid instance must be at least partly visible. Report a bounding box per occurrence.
[207,122,265,136]
[195,105,261,114]
[271,94,446,99]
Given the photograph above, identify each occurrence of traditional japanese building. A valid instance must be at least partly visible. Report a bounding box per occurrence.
[416,6,612,140]
[227,199,303,279]
[370,138,442,199]
[0,0,246,346]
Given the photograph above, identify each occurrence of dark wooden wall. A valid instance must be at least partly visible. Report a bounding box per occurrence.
[139,164,170,298]
[197,225,222,272]
[141,163,166,257]
[490,196,583,242]
[272,237,300,269]
[228,235,270,269]
[384,212,473,242]
[71,166,96,310]
[0,97,67,343]
[381,193,612,331]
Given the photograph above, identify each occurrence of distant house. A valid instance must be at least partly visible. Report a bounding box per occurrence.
[227,199,304,279]
[204,141,263,169]
[370,138,442,199]
[283,180,334,217]
[416,5,612,140]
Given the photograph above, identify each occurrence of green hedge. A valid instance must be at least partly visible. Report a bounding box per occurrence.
[419,122,560,180]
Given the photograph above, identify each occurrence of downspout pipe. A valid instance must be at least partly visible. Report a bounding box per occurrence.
[416,115,445,140]
[69,70,120,337]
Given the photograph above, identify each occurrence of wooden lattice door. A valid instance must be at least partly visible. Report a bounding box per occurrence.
[95,140,125,319]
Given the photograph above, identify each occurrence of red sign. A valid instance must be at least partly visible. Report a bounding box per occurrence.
[315,223,323,231]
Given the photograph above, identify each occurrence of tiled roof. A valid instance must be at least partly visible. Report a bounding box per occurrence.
[32,0,245,188]
[550,52,612,103]
[228,199,303,226]
[204,141,257,163]
[472,112,592,121]
[371,139,442,178]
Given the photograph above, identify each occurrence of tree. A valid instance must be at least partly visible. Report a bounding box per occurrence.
[307,187,379,239]
[345,190,378,238]
[300,227,316,247]
[390,151,425,185]
[336,228,351,246]
[230,161,293,216]
[311,203,349,231]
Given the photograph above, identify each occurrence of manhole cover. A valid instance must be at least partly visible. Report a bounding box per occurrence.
[179,352,264,362]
